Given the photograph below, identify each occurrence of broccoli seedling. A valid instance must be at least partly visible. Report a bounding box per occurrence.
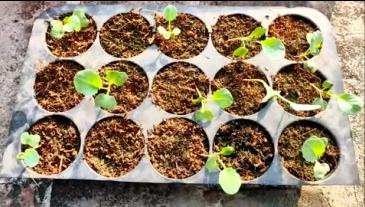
[228,26,285,59]
[301,135,330,180]
[157,5,181,40]
[16,132,41,168]
[50,8,90,40]
[310,81,363,115]
[192,88,233,123]
[300,31,323,72]
[74,69,128,110]
[206,146,241,195]
[243,79,322,111]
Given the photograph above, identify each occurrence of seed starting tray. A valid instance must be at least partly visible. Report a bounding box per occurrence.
[0,4,359,186]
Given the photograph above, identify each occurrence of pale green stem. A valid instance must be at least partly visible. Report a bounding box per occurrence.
[217,157,226,169]
[168,20,171,32]
[106,83,112,95]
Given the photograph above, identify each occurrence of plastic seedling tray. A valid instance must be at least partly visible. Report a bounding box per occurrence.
[0,4,359,186]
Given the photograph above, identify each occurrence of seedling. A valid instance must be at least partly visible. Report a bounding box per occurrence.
[157,5,181,39]
[310,80,363,115]
[74,69,128,110]
[50,8,90,39]
[301,135,330,180]
[243,79,322,111]
[228,26,285,59]
[16,132,41,168]
[192,88,233,123]
[206,146,241,195]
[300,31,323,72]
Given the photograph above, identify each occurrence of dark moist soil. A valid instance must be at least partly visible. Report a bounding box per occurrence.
[84,117,145,177]
[273,63,329,117]
[278,121,339,181]
[46,13,97,57]
[211,14,263,60]
[99,11,153,58]
[268,15,318,61]
[151,62,209,115]
[34,60,84,112]
[25,115,80,175]
[147,118,209,179]
[99,61,149,114]
[155,13,209,59]
[213,119,274,181]
[212,62,268,116]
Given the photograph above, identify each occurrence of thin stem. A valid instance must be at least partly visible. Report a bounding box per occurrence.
[217,157,226,169]
[168,20,171,32]
[106,83,111,95]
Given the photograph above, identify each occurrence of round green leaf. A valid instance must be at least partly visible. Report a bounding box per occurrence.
[336,92,363,115]
[312,98,327,110]
[163,5,177,21]
[74,69,103,96]
[206,153,220,173]
[301,136,328,163]
[220,146,234,156]
[171,27,181,37]
[211,88,234,109]
[73,8,89,28]
[95,93,117,110]
[63,15,81,32]
[261,37,285,59]
[50,20,65,39]
[22,148,40,168]
[105,70,128,87]
[20,132,40,148]
[307,31,323,56]
[193,107,214,123]
[233,47,248,57]
[322,80,333,91]
[313,161,330,180]
[219,167,241,195]
[248,26,266,40]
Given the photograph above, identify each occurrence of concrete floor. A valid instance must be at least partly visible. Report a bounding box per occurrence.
[0,1,363,207]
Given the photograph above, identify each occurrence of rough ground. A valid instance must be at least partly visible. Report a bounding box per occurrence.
[0,1,363,207]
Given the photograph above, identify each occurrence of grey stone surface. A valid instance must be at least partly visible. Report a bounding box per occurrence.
[0,1,363,207]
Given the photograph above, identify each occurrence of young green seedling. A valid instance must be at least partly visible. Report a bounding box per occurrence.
[74,69,128,110]
[206,146,241,195]
[243,79,322,111]
[300,31,323,72]
[301,135,330,180]
[157,5,181,40]
[228,26,285,59]
[16,132,41,168]
[192,88,233,123]
[50,8,90,39]
[310,80,363,115]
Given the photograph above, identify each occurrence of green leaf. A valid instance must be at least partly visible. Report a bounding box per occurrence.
[206,153,220,173]
[313,161,330,180]
[312,98,328,110]
[301,135,328,163]
[289,102,321,111]
[157,26,171,39]
[307,31,323,56]
[219,167,241,195]
[220,146,234,156]
[163,5,177,21]
[63,15,81,32]
[73,8,89,28]
[211,88,234,109]
[322,80,333,91]
[336,92,363,115]
[172,27,181,36]
[95,93,117,110]
[50,20,65,39]
[261,37,285,59]
[18,148,40,168]
[193,107,214,123]
[248,26,266,40]
[105,70,128,87]
[233,47,249,57]
[20,132,40,148]
[74,69,103,96]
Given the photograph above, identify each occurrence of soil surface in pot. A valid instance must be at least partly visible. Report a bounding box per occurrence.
[84,117,145,177]
[211,14,262,60]
[213,119,274,181]
[155,13,209,59]
[151,62,209,115]
[46,13,97,57]
[99,61,149,114]
[147,118,209,179]
[278,121,339,181]
[212,62,268,116]
[25,115,80,175]
[34,60,84,112]
[268,15,318,61]
[273,63,328,117]
[99,11,153,58]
